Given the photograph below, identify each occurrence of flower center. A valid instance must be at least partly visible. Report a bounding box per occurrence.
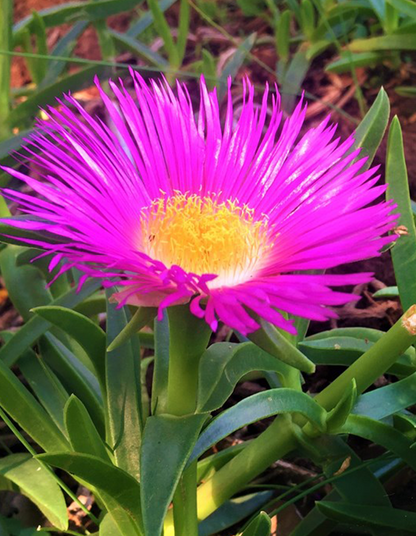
[140,193,270,287]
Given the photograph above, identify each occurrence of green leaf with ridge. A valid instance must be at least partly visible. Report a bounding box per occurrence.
[351,87,390,170]
[197,342,295,412]
[0,279,101,367]
[386,117,416,311]
[349,34,416,51]
[189,389,327,464]
[38,452,143,535]
[141,414,207,536]
[64,395,111,462]
[317,502,416,533]
[248,317,315,374]
[33,305,106,391]
[105,290,143,481]
[241,512,271,535]
[341,414,416,471]
[353,371,416,420]
[387,0,416,20]
[0,358,69,452]
[326,51,383,74]
[0,454,68,530]
[199,492,274,536]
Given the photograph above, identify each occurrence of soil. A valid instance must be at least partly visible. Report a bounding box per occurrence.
[4,1,416,535]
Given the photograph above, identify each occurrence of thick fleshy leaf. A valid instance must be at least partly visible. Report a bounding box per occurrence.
[341,414,416,471]
[37,452,143,535]
[140,414,207,536]
[353,371,416,420]
[316,501,416,532]
[197,342,293,413]
[373,285,399,298]
[64,395,111,462]
[33,305,106,391]
[199,492,274,536]
[0,454,68,530]
[151,314,170,414]
[351,87,390,170]
[0,245,52,320]
[349,34,416,51]
[386,117,416,310]
[41,333,105,437]
[16,247,70,298]
[0,358,69,452]
[100,514,122,536]
[248,317,315,374]
[0,279,101,367]
[107,307,155,352]
[189,389,326,464]
[368,0,386,20]
[105,290,143,481]
[19,346,69,433]
[387,0,416,19]
[326,51,383,74]
[325,379,357,433]
[299,336,416,375]
[241,512,272,536]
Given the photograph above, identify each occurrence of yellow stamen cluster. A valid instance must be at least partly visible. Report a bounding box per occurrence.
[141,193,269,287]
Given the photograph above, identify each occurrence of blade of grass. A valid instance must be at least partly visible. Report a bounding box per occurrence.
[127,0,176,37]
[8,64,113,126]
[147,0,179,67]
[176,0,190,65]
[0,0,12,140]
[39,21,88,88]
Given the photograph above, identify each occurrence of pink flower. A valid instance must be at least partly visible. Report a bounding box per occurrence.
[1,73,397,335]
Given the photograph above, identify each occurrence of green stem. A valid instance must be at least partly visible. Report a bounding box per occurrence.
[195,417,298,521]
[164,305,416,527]
[166,305,211,535]
[315,305,416,411]
[172,461,198,535]
[166,305,211,416]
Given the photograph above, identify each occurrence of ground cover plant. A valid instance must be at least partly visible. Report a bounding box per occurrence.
[1,1,416,535]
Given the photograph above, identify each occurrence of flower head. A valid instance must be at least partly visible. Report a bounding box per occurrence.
[1,72,397,335]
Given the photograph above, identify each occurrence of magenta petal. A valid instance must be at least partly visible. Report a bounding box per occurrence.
[0,74,398,335]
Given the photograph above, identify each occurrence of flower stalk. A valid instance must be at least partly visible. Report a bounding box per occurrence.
[166,305,211,536]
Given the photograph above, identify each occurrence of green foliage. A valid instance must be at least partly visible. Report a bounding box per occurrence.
[140,414,206,536]
[0,454,68,530]
[0,2,416,535]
